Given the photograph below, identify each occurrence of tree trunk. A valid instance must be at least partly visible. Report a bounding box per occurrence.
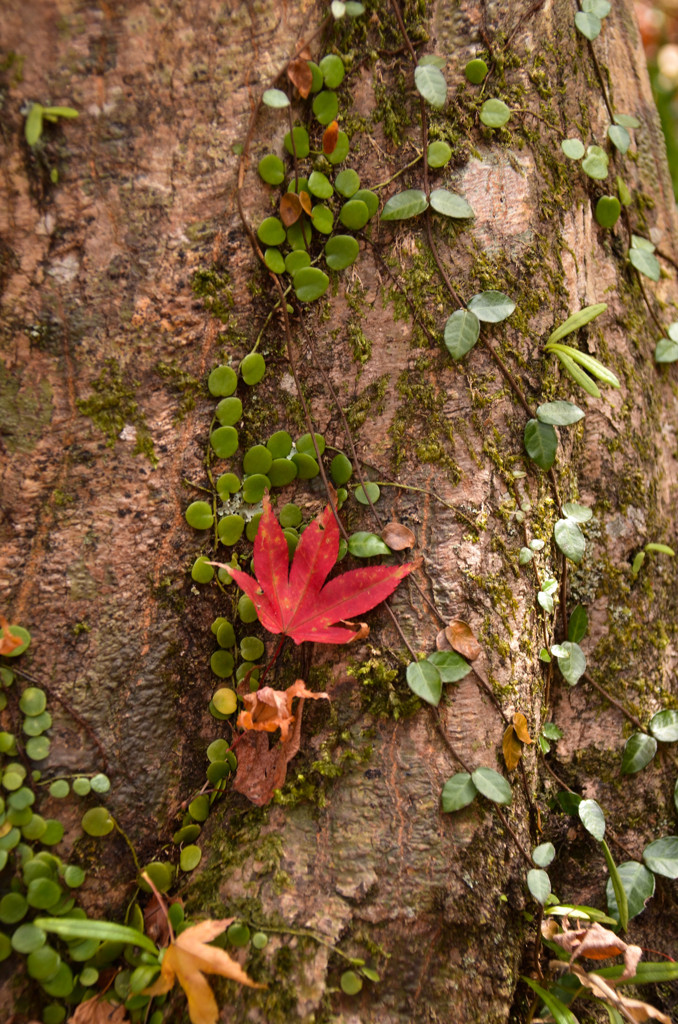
[1,1,678,1022]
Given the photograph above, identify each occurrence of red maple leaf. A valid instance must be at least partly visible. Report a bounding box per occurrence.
[219,497,415,644]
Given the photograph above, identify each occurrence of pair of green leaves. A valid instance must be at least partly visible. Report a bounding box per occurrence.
[523,400,585,473]
[575,0,611,41]
[544,302,620,399]
[406,651,472,706]
[629,234,661,283]
[655,321,678,364]
[443,291,516,359]
[381,187,474,222]
[621,709,678,774]
[441,765,512,811]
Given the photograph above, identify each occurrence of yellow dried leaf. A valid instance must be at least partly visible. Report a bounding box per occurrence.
[445,619,482,661]
[502,724,523,771]
[144,919,265,1024]
[512,712,533,744]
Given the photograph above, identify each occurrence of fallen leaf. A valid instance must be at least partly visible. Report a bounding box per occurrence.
[145,893,183,947]
[568,966,671,1024]
[512,712,534,744]
[502,724,523,771]
[445,619,482,661]
[68,996,129,1023]
[298,190,313,216]
[280,192,302,227]
[435,628,451,651]
[237,679,328,741]
[217,496,415,644]
[322,119,339,154]
[0,615,22,656]
[144,919,264,1024]
[381,521,416,551]
[287,57,313,97]
[552,921,642,977]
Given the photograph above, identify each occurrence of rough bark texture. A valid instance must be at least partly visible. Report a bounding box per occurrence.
[1,1,678,1022]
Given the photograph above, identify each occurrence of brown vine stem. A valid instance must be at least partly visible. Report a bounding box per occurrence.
[433,706,472,771]
[362,236,439,345]
[494,802,535,868]
[583,670,644,731]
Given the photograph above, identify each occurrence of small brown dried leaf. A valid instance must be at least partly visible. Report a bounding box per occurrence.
[322,119,339,155]
[238,679,328,742]
[445,619,482,661]
[298,190,313,216]
[512,712,534,744]
[340,619,370,642]
[68,997,129,1024]
[280,192,302,227]
[571,967,671,1024]
[552,921,639,968]
[381,521,416,551]
[287,58,313,98]
[435,628,451,651]
[502,724,523,771]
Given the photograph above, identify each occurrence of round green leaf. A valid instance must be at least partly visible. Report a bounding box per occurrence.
[527,868,551,905]
[210,650,234,679]
[307,60,323,92]
[41,821,64,845]
[330,452,353,485]
[642,836,678,878]
[267,430,293,458]
[27,878,63,910]
[216,621,236,649]
[444,309,480,359]
[2,626,30,658]
[312,90,338,125]
[217,515,244,546]
[465,58,488,84]
[581,144,609,180]
[27,943,61,980]
[284,252,311,278]
[339,199,369,230]
[562,502,592,523]
[264,247,285,274]
[258,154,285,185]
[63,865,86,888]
[621,732,657,774]
[310,205,333,236]
[49,780,70,799]
[554,518,586,564]
[210,426,239,459]
[297,432,325,455]
[188,795,210,821]
[291,453,318,479]
[238,595,258,622]
[406,660,442,706]
[471,767,512,805]
[294,266,329,302]
[583,0,611,15]
[414,63,447,108]
[536,401,584,426]
[352,189,378,217]
[325,234,360,270]
[12,923,47,954]
[467,290,515,322]
[191,557,214,584]
[606,861,655,923]
[430,188,474,219]
[381,189,428,221]
[262,88,289,108]
[0,892,28,924]
[355,482,380,505]
[595,195,621,229]
[629,247,660,282]
[555,641,586,685]
[427,141,452,168]
[308,171,334,199]
[242,473,270,503]
[575,10,602,39]
[347,531,390,557]
[532,842,556,868]
[20,687,47,716]
[216,472,241,496]
[41,961,75,997]
[252,931,268,950]
[227,922,250,947]
[268,458,297,487]
[284,126,310,158]
[561,138,585,160]
[608,124,630,154]
[427,651,472,682]
[578,798,605,841]
[649,709,678,743]
[9,786,34,810]
[256,217,286,247]
[441,772,477,811]
[279,503,302,527]
[240,636,264,661]
[243,445,273,476]
[26,736,50,761]
[524,419,557,471]
[180,845,202,872]
[655,338,678,364]
[240,352,266,385]
[335,169,360,198]
[327,130,349,164]
[340,970,363,995]
[479,98,511,128]
[81,808,114,838]
[319,53,345,88]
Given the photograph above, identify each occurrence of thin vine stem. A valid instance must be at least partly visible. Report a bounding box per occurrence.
[583,671,644,730]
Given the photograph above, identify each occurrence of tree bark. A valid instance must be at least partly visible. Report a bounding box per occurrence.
[1,1,678,1022]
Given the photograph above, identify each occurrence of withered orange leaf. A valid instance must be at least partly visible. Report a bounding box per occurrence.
[512,712,534,744]
[502,724,523,771]
[237,679,329,741]
[568,966,671,1023]
[219,496,415,644]
[68,996,129,1023]
[287,58,313,98]
[144,919,264,1024]
[145,892,182,947]
[381,521,416,551]
[298,190,313,216]
[552,921,642,976]
[445,619,482,661]
[0,615,22,656]
[280,192,302,227]
[322,119,339,155]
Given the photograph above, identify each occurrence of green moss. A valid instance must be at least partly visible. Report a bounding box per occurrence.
[0,362,53,454]
[345,374,389,431]
[155,360,201,421]
[192,267,234,323]
[347,653,420,719]
[76,358,157,466]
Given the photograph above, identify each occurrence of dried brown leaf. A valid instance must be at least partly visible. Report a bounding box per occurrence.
[571,967,671,1024]
[280,192,302,227]
[502,724,523,771]
[298,190,312,216]
[322,119,339,155]
[381,521,416,551]
[445,619,482,661]
[145,893,183,946]
[340,619,370,642]
[287,58,313,98]
[237,679,328,741]
[68,997,129,1024]
[512,712,534,744]
[552,921,642,976]
[435,628,451,651]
